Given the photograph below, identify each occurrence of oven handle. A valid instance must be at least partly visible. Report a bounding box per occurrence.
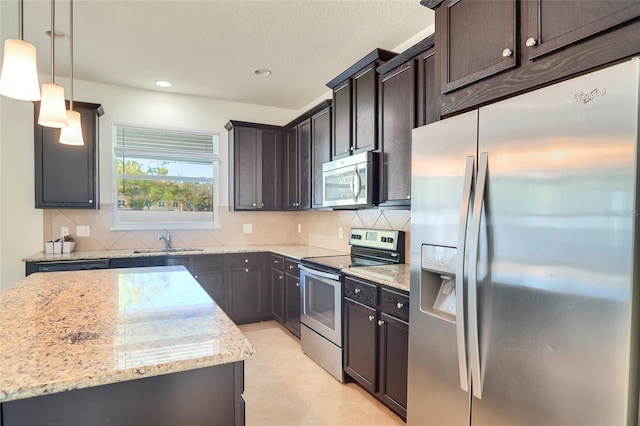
[299,265,341,281]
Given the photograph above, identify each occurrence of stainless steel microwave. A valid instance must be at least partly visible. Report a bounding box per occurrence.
[322,151,378,208]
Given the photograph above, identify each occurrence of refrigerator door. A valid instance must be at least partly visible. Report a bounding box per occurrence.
[408,110,478,425]
[471,59,639,425]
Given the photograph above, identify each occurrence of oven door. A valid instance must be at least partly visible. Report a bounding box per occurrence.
[299,265,342,347]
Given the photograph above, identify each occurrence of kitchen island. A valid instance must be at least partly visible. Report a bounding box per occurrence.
[0,266,254,426]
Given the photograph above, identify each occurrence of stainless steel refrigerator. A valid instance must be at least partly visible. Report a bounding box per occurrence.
[408,58,640,425]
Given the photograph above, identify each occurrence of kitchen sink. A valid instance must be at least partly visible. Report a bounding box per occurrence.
[132,248,204,254]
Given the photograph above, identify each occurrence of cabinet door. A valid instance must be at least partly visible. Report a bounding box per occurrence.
[332,80,352,159]
[234,127,259,210]
[311,107,331,208]
[352,64,377,153]
[378,312,409,419]
[271,268,285,323]
[259,129,282,210]
[525,0,640,61]
[34,101,101,209]
[344,298,377,393]
[416,47,438,127]
[227,267,268,323]
[439,0,517,93]
[284,272,301,337]
[283,128,298,211]
[297,119,311,210]
[378,62,415,207]
[193,270,226,311]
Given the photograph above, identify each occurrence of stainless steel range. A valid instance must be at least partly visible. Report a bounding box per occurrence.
[299,228,405,382]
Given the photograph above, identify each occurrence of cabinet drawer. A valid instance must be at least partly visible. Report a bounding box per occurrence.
[380,287,409,322]
[284,258,299,275]
[345,276,377,307]
[270,254,285,271]
[225,253,266,268]
[191,254,223,270]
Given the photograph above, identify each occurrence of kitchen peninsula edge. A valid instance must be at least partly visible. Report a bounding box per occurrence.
[0,266,254,425]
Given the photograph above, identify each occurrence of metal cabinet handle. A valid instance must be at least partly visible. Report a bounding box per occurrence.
[273,259,279,264]
[289,265,294,269]
[502,48,513,57]
[279,275,283,280]
[525,37,537,47]
[252,202,257,207]
[406,195,411,200]
[344,148,349,153]
[378,320,385,327]
[194,275,198,279]
[296,282,300,287]
[368,315,374,321]
[349,147,354,152]
[354,288,361,294]
[396,302,404,309]
[245,259,249,263]
[245,268,249,272]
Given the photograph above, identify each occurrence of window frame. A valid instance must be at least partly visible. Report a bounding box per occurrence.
[111,122,220,231]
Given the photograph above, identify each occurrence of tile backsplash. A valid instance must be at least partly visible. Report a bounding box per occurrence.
[43,205,411,260]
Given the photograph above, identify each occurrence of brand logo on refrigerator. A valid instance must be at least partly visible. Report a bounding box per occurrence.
[574,88,607,104]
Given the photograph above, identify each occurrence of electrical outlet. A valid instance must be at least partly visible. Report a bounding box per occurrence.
[61,227,69,237]
[338,227,344,239]
[76,225,91,237]
[297,224,302,233]
[243,224,253,234]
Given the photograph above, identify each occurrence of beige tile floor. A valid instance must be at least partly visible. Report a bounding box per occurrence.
[239,321,406,426]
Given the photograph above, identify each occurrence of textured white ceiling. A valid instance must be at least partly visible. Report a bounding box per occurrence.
[2,1,434,110]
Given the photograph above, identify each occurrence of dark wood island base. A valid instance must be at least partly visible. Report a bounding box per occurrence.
[2,361,245,426]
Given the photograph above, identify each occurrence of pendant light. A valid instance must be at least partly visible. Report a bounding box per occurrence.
[0,0,41,100]
[59,0,83,145]
[38,0,68,128]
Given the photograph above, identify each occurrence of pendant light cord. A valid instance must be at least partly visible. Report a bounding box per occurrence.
[18,0,24,40]
[50,0,55,84]
[69,0,74,111]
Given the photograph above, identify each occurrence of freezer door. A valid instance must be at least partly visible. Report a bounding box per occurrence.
[471,59,639,425]
[408,111,477,425]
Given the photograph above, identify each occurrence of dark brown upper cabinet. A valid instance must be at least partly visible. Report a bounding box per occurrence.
[525,0,640,61]
[376,36,436,208]
[310,105,332,209]
[327,49,396,160]
[439,0,517,94]
[226,121,285,211]
[34,100,103,209]
[283,119,311,211]
[424,0,640,116]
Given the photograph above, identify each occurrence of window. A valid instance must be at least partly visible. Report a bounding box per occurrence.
[113,124,219,230]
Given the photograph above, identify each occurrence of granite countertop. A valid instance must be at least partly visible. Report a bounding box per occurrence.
[22,244,348,263]
[0,266,255,403]
[342,263,411,293]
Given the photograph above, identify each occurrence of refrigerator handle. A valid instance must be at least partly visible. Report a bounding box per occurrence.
[455,155,475,392]
[469,152,488,399]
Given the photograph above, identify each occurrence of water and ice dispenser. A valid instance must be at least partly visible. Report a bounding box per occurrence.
[420,244,459,322]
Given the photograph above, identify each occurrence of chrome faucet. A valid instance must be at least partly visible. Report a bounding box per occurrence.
[157,229,172,250]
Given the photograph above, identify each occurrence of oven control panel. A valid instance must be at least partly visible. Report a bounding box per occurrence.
[349,228,404,252]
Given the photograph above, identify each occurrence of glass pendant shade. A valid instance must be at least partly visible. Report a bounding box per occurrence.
[0,39,41,101]
[59,109,84,145]
[38,83,68,128]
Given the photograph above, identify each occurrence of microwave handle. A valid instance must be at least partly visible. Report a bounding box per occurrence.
[352,166,362,199]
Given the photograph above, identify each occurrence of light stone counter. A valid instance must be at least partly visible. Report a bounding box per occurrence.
[342,263,411,293]
[0,266,255,403]
[22,244,348,263]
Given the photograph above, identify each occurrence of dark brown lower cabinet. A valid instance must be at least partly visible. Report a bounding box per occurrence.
[225,253,271,324]
[1,362,245,426]
[192,255,226,312]
[270,257,301,338]
[343,276,409,420]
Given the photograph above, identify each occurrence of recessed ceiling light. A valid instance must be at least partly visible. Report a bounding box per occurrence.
[45,30,68,40]
[155,80,172,88]
[254,68,272,77]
